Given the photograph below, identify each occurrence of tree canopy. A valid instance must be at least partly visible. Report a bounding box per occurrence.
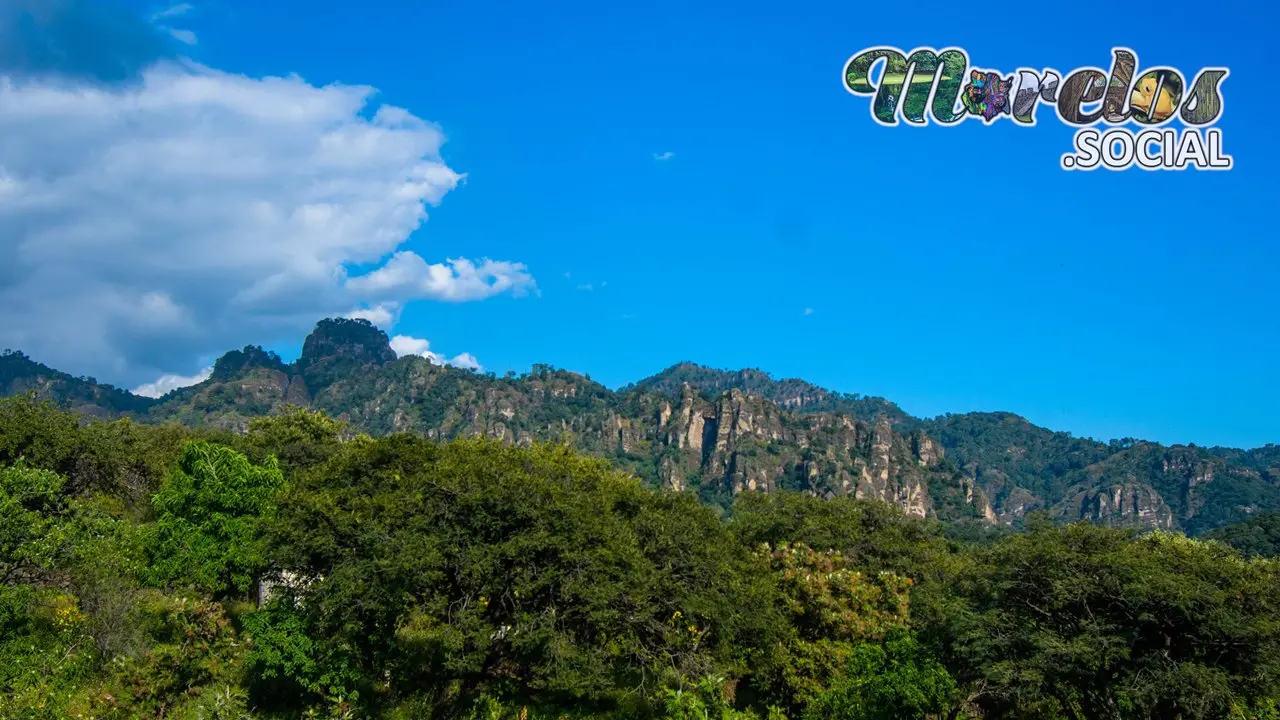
[1,397,1278,719]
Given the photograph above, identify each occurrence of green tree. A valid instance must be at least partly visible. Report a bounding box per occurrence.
[729,492,954,582]
[945,520,1280,719]
[803,629,955,720]
[753,541,925,715]
[1204,511,1280,558]
[239,408,349,478]
[259,435,785,716]
[0,462,65,584]
[148,442,285,598]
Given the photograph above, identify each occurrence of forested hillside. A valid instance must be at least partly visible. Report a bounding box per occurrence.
[2,395,1278,719]
[3,317,1278,535]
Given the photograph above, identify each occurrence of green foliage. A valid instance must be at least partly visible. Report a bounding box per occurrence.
[0,463,65,584]
[240,408,349,477]
[148,442,285,597]
[945,521,1280,719]
[15,321,1280,536]
[0,587,98,719]
[0,351,155,416]
[923,412,1110,507]
[802,630,955,720]
[1204,511,1280,557]
[0,395,214,513]
[49,497,151,661]
[729,492,954,581]
[69,592,247,720]
[760,542,914,714]
[659,675,781,720]
[243,596,362,710]
[2,399,1280,720]
[296,317,398,390]
[261,435,786,715]
[0,396,82,475]
[209,346,291,382]
[765,543,911,643]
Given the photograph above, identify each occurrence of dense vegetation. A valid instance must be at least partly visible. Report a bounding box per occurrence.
[5,319,1279,535]
[1204,512,1280,558]
[0,350,154,417]
[624,362,911,424]
[2,394,1279,719]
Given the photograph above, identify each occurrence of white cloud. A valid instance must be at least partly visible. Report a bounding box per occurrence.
[344,303,399,328]
[346,253,535,302]
[167,28,197,45]
[0,61,530,386]
[389,334,483,372]
[151,3,194,21]
[132,365,213,398]
[653,151,674,161]
[150,3,197,46]
[389,335,431,357]
[449,352,482,372]
[803,308,815,316]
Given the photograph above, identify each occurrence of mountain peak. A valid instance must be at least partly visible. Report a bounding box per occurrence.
[629,361,908,424]
[296,318,397,390]
[210,345,290,382]
[3,325,1278,535]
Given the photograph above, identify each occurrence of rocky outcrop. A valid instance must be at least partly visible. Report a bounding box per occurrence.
[1163,449,1219,524]
[1067,482,1175,529]
[645,385,941,517]
[912,432,944,467]
[959,475,998,523]
[18,319,1278,536]
[140,335,989,523]
[295,318,397,391]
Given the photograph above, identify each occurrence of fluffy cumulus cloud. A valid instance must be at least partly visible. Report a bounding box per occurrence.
[344,303,400,329]
[132,366,213,398]
[389,335,483,372]
[346,254,535,303]
[0,3,528,389]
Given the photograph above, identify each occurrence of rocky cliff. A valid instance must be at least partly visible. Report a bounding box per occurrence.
[4,319,1277,534]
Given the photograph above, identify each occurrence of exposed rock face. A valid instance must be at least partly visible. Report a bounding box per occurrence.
[1040,443,1270,534]
[1163,449,1218,523]
[912,432,944,467]
[284,374,311,406]
[644,386,943,517]
[300,362,956,519]
[13,320,1279,535]
[154,366,309,433]
[959,475,998,523]
[141,325,1268,531]
[1068,482,1175,529]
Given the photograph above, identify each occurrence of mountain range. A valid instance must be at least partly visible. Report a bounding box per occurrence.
[3,317,1278,535]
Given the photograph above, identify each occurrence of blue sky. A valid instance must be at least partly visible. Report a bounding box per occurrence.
[10,0,1280,448]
